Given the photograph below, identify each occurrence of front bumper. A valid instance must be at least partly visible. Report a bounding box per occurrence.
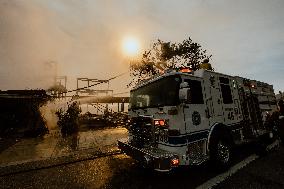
[118,138,178,172]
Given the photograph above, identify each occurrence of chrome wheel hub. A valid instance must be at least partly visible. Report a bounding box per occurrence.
[217,141,230,163]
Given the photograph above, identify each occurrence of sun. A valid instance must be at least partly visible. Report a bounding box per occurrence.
[122,36,140,57]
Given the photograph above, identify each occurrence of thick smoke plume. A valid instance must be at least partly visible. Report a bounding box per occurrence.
[39,99,70,130]
[0,0,131,91]
[39,96,109,131]
[0,0,283,92]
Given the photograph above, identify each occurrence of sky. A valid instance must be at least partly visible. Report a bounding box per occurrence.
[0,0,283,94]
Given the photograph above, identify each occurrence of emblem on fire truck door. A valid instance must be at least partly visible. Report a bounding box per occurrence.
[192,111,201,126]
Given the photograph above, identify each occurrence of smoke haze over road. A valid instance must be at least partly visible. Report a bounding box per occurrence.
[0,0,283,92]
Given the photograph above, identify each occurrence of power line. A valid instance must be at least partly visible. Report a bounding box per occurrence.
[55,71,129,95]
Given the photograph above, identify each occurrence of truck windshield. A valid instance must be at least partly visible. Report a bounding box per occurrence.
[130,75,181,109]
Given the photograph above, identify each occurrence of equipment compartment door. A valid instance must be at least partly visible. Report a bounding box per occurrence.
[209,76,224,124]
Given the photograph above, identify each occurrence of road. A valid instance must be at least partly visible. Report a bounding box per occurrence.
[0,143,283,189]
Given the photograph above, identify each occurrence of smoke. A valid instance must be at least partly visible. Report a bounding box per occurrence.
[40,102,58,130]
[39,98,70,130]
[0,1,71,90]
[0,0,133,91]
[39,96,107,130]
[0,0,283,92]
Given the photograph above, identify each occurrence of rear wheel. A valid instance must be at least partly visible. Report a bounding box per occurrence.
[256,131,280,156]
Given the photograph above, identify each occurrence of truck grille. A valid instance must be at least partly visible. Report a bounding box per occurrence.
[129,116,155,148]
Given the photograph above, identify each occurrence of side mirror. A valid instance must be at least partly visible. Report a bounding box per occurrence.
[179,82,191,103]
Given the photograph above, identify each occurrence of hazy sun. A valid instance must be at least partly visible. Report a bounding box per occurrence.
[122,37,140,57]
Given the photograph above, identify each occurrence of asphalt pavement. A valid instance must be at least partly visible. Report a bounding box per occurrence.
[0,137,283,189]
[215,145,284,189]
[0,127,128,176]
[0,127,283,189]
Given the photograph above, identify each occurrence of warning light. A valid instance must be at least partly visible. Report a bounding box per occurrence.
[159,120,165,126]
[171,157,179,167]
[154,119,166,126]
[179,68,192,73]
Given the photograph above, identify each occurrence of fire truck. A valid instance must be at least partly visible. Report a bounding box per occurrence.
[118,67,278,172]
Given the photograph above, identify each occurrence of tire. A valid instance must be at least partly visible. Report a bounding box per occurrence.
[256,131,280,156]
[209,133,233,170]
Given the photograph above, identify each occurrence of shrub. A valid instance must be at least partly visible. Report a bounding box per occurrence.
[56,101,81,137]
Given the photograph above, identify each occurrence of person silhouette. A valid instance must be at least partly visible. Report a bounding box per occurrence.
[278,100,284,116]
[276,100,284,142]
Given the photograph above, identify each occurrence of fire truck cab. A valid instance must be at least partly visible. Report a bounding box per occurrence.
[118,69,278,172]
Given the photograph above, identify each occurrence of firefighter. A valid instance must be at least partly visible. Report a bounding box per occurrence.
[278,100,284,116]
[277,100,284,142]
[264,100,284,139]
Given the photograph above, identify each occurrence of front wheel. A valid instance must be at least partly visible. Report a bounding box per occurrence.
[210,135,233,170]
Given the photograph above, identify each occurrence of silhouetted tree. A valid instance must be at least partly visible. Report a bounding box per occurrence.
[128,37,212,87]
